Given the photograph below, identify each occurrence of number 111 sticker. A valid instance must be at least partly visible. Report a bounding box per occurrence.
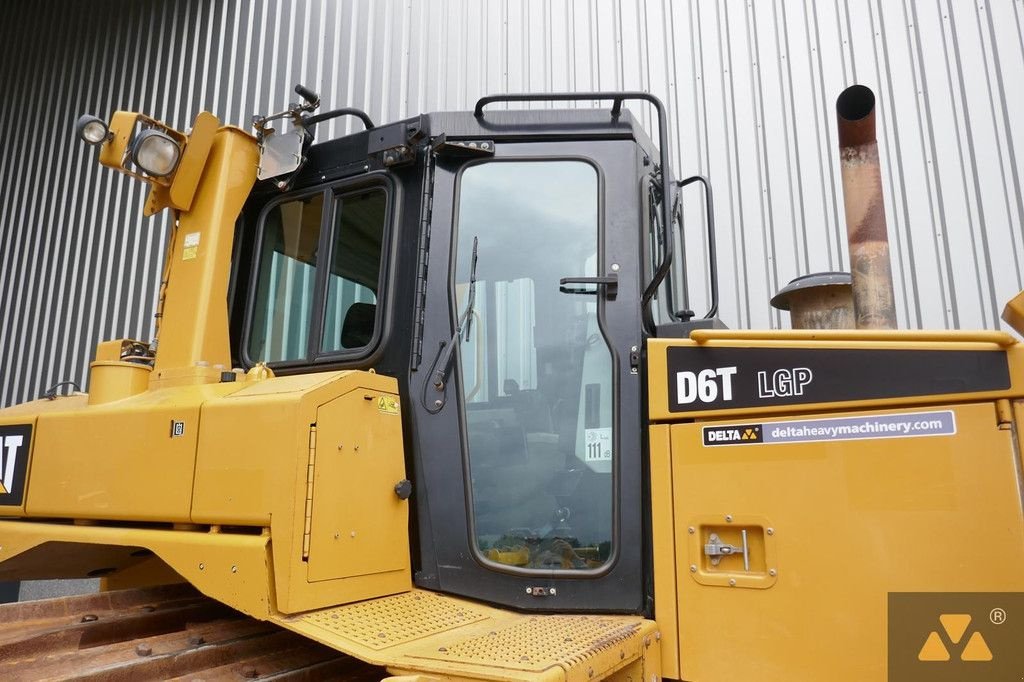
[584,427,613,462]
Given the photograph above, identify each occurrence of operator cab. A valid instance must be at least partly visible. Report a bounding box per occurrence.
[229,90,717,614]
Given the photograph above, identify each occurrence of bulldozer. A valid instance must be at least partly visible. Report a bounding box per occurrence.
[0,83,1021,681]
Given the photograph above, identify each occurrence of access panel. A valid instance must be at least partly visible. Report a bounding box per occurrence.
[668,401,1024,681]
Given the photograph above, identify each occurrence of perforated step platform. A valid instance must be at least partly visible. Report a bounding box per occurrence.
[273,590,661,681]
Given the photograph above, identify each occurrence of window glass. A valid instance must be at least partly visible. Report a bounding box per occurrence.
[455,160,613,572]
[248,193,323,363]
[322,189,387,352]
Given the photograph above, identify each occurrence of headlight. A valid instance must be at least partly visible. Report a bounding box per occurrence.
[131,129,181,177]
[75,114,111,145]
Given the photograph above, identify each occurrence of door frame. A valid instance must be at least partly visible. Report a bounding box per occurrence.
[407,139,647,613]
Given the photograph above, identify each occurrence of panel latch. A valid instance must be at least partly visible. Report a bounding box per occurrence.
[704,530,749,571]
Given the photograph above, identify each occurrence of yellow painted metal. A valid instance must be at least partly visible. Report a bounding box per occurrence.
[647,423,679,681]
[648,334,1024,421]
[150,126,257,384]
[687,327,1018,346]
[275,588,661,681]
[27,383,243,522]
[662,401,1024,681]
[0,520,272,618]
[306,389,409,583]
[192,369,410,614]
[167,111,220,211]
[86,361,151,405]
[1002,288,1024,337]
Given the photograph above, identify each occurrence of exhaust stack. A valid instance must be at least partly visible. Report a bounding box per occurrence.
[836,85,897,329]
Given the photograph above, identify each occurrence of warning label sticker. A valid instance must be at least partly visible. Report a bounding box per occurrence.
[182,232,201,260]
[377,395,400,415]
[703,410,956,447]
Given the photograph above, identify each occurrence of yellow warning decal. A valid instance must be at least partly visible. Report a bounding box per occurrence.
[0,481,7,495]
[182,231,201,260]
[378,395,400,415]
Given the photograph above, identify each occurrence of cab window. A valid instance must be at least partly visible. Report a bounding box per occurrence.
[247,184,388,365]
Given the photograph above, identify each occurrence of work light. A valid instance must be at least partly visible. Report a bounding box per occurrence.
[131,129,181,177]
[75,114,111,145]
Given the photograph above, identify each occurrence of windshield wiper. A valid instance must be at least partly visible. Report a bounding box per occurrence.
[424,236,478,411]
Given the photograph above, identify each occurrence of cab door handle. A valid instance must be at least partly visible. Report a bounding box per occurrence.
[559,274,618,297]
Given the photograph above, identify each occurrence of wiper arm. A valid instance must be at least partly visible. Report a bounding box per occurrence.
[424,237,478,410]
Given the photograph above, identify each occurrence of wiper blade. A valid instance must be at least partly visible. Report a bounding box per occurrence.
[423,236,478,411]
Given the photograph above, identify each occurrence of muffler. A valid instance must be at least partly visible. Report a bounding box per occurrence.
[836,84,898,329]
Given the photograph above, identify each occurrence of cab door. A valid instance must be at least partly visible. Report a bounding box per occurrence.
[409,139,647,612]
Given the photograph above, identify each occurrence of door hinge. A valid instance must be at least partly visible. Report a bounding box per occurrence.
[302,424,317,561]
[410,150,436,370]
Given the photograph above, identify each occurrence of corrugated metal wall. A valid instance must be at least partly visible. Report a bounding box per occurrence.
[2,0,1023,406]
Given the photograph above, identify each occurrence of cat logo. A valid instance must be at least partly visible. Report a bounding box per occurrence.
[0,424,32,506]
[918,614,992,662]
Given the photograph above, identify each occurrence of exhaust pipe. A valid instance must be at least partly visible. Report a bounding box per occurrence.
[836,85,897,329]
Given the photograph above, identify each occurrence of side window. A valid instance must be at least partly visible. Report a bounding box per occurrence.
[248,193,324,363]
[322,190,386,352]
[247,184,388,365]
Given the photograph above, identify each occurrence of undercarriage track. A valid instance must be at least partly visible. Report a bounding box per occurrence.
[0,584,384,681]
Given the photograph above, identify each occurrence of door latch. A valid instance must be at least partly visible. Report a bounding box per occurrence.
[704,530,750,571]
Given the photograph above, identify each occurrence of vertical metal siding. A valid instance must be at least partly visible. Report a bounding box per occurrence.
[1,0,1022,406]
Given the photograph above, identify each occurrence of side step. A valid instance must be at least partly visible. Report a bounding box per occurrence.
[273,590,662,681]
[0,584,383,681]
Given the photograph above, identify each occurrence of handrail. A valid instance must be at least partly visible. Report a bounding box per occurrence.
[687,329,1017,347]
[303,107,375,130]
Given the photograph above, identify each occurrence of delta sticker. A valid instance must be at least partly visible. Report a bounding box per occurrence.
[703,423,763,446]
[378,395,400,415]
[702,410,956,447]
[0,424,32,506]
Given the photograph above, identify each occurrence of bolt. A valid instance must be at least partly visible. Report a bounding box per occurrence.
[725,515,733,523]
[136,643,152,657]
[198,563,205,570]
[354,445,359,452]
[688,526,695,534]
[611,263,620,272]
[644,636,651,647]
[334,532,340,539]
[526,588,533,594]
[434,399,443,408]
[350,531,356,538]
[231,565,238,573]
[588,668,594,678]
[620,651,626,660]
[81,614,98,623]
[438,646,448,652]
[189,635,205,647]
[728,579,737,586]
[655,632,661,641]
[769,569,777,577]
[689,564,697,573]
[337,444,343,450]
[766,527,774,535]
[241,666,259,678]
